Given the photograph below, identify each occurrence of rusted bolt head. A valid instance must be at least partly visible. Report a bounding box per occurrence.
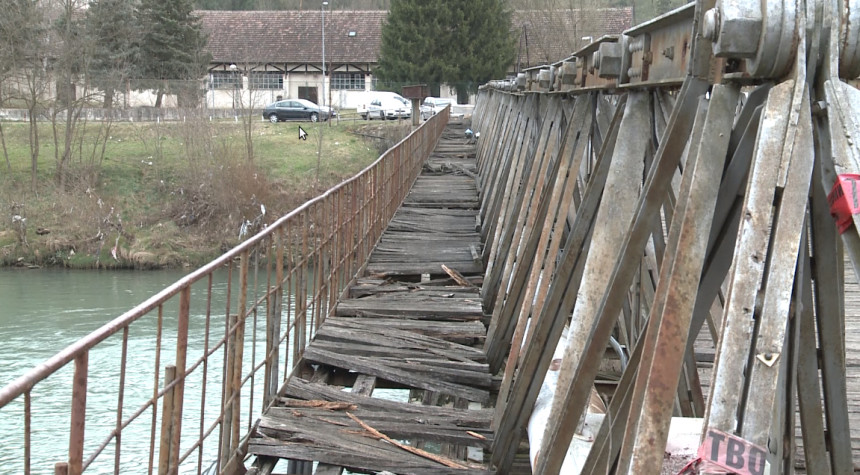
[712,0,763,58]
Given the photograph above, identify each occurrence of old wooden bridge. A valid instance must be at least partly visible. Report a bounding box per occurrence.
[3,0,860,473]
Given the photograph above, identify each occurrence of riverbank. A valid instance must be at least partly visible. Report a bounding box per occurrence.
[1,116,411,269]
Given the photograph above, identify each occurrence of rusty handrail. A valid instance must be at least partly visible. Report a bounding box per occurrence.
[0,107,449,475]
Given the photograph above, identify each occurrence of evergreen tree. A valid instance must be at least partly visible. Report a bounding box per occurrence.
[87,0,140,108]
[136,0,211,107]
[376,0,515,103]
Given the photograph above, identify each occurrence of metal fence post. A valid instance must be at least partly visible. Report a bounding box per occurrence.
[169,287,190,471]
[231,250,250,453]
[68,352,88,475]
[220,313,237,470]
[157,365,176,475]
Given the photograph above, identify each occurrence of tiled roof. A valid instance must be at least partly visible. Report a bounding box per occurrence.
[511,8,634,67]
[198,10,387,64]
[198,8,633,68]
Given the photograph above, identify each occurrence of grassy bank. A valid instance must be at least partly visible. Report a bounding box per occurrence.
[0,115,411,269]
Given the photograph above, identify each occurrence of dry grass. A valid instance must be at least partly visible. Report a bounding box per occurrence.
[0,115,412,268]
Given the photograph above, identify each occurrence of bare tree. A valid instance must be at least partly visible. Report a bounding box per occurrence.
[0,32,13,172]
[51,0,93,191]
[231,63,265,162]
[1,0,50,190]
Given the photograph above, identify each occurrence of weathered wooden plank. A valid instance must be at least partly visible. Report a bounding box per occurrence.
[336,298,483,321]
[262,407,493,447]
[365,261,484,276]
[313,335,485,367]
[327,316,485,343]
[250,442,492,475]
[318,319,486,358]
[282,379,494,423]
[347,279,480,297]
[303,347,490,403]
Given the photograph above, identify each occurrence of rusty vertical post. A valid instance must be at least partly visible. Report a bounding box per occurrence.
[284,245,294,380]
[148,304,164,475]
[25,391,31,474]
[298,210,309,357]
[197,275,213,474]
[168,287,190,471]
[316,197,327,330]
[115,327,129,474]
[373,164,381,243]
[220,257,236,471]
[68,352,88,475]
[265,229,284,408]
[231,250,249,453]
[54,463,69,475]
[157,365,176,475]
[220,312,237,471]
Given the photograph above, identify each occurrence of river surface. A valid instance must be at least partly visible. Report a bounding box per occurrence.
[0,268,250,474]
[0,268,408,474]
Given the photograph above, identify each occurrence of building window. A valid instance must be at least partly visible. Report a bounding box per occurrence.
[210,71,241,90]
[250,71,283,90]
[331,73,365,91]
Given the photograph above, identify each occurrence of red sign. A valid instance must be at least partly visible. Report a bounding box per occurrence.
[697,428,767,475]
[828,174,860,234]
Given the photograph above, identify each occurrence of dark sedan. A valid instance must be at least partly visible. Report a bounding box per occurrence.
[262,99,333,123]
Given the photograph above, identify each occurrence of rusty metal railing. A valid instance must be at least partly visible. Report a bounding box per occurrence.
[0,107,449,475]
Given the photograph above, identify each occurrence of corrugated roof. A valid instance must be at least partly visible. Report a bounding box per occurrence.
[198,10,387,64]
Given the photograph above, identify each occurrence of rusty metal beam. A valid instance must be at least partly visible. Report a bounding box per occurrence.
[617,83,739,474]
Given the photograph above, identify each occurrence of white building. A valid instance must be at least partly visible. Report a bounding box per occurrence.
[198,10,386,111]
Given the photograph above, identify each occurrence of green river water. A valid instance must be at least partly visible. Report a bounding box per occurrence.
[0,268,238,474]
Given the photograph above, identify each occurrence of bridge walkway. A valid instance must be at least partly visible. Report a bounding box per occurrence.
[247,121,514,474]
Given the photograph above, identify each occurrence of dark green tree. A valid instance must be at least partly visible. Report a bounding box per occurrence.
[87,0,140,108]
[136,0,211,107]
[376,0,515,103]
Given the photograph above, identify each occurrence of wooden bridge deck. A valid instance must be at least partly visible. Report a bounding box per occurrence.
[246,117,860,475]
[247,121,511,474]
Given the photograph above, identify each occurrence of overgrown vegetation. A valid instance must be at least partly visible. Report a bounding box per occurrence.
[0,117,411,269]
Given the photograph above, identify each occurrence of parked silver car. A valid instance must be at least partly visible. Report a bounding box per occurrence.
[420,97,454,120]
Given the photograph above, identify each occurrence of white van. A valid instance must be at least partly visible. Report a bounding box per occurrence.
[360,92,411,120]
